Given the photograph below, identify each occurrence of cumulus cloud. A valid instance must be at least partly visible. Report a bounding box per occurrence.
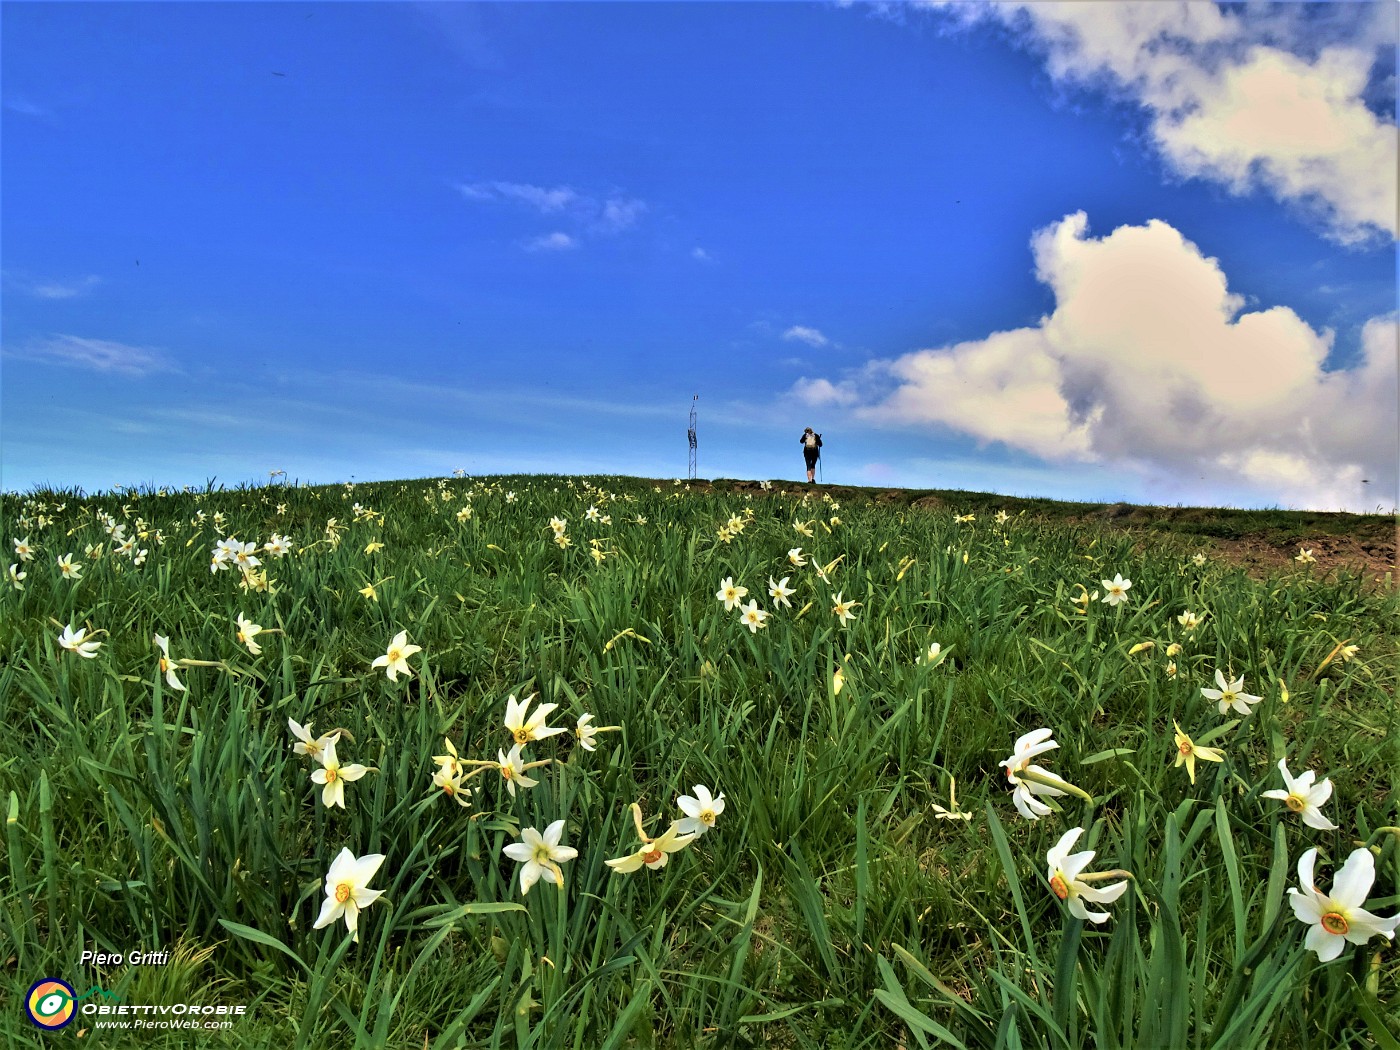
[927,2,1397,243]
[6,334,177,376]
[522,231,578,253]
[795,212,1397,510]
[783,325,830,348]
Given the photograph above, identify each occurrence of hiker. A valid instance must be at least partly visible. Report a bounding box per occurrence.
[800,427,822,483]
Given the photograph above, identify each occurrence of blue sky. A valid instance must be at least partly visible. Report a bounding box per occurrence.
[3,2,1396,510]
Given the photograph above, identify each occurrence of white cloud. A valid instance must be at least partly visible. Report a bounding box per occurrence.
[595,197,646,233]
[691,247,714,263]
[792,376,857,407]
[797,212,1398,510]
[928,2,1398,243]
[457,180,649,241]
[457,181,578,212]
[4,272,102,299]
[522,231,578,253]
[5,334,176,376]
[783,325,830,348]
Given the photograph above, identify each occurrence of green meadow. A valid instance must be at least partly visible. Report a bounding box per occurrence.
[1,475,1396,1049]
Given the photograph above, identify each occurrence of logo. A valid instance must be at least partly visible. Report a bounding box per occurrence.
[25,979,76,1030]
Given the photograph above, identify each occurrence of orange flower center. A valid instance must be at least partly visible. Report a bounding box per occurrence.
[501,766,513,779]
[1178,741,1193,756]
[334,883,352,903]
[1284,795,1305,813]
[1320,912,1348,936]
[325,768,338,783]
[1050,875,1069,901]
[642,849,663,866]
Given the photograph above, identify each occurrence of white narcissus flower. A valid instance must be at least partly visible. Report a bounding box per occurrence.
[58,623,101,658]
[1046,828,1130,924]
[310,738,369,809]
[768,576,795,608]
[1201,669,1261,716]
[235,613,264,655]
[917,642,947,667]
[715,577,748,611]
[1177,610,1203,631]
[8,563,25,590]
[13,537,36,561]
[1261,758,1339,831]
[1100,574,1132,606]
[464,743,547,798]
[504,694,565,746]
[788,548,807,567]
[289,718,339,763]
[675,785,725,837]
[152,634,187,692]
[1289,848,1399,962]
[57,553,83,580]
[830,591,859,625]
[312,848,386,943]
[502,820,577,895]
[575,712,620,751]
[372,630,421,681]
[431,764,473,808]
[999,728,1070,821]
[738,599,769,633]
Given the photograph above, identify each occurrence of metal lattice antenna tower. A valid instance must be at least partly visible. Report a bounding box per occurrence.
[687,396,698,480]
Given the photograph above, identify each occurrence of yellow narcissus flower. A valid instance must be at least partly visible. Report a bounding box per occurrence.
[606,819,695,874]
[363,540,385,555]
[1172,722,1224,784]
[372,630,421,681]
[1295,547,1316,564]
[312,848,386,943]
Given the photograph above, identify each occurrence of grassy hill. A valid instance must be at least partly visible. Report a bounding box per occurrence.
[1,474,1396,1048]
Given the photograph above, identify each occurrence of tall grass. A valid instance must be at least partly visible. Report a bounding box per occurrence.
[1,475,1395,1047]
